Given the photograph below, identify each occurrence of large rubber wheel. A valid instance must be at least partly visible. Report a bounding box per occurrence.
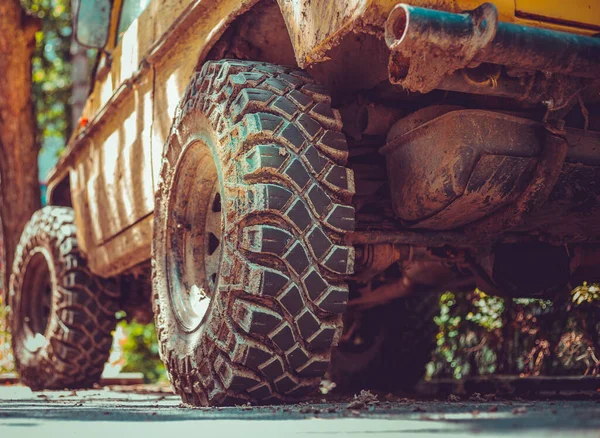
[153,60,355,406]
[9,206,119,389]
[331,291,440,391]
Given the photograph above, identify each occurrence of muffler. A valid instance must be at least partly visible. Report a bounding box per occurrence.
[384,2,600,93]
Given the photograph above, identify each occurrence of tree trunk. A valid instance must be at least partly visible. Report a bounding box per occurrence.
[0,0,42,297]
[71,0,89,128]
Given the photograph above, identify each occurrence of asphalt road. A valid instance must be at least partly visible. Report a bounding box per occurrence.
[0,386,599,438]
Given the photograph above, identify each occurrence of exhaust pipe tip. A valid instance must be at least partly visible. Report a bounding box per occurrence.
[384,4,410,50]
[385,3,499,52]
[384,3,500,92]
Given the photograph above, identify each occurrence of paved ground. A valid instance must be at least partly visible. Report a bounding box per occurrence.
[1,386,599,437]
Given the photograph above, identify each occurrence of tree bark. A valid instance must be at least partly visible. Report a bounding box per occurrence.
[71,0,89,128]
[0,0,42,297]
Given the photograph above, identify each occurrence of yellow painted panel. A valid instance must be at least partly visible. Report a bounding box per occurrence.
[99,70,114,109]
[516,0,600,29]
[113,5,156,91]
[71,156,94,256]
[76,74,155,275]
[151,0,194,41]
[137,74,156,217]
[87,215,154,278]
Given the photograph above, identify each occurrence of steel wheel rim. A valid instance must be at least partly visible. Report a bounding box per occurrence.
[20,248,53,351]
[166,140,223,332]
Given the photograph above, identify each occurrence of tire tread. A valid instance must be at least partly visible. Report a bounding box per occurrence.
[153,60,355,405]
[9,206,118,390]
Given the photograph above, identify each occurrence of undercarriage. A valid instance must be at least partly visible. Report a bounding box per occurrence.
[342,3,600,311]
[348,104,600,307]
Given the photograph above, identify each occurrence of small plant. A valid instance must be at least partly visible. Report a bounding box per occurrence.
[117,318,166,383]
[428,283,600,380]
[427,290,502,379]
[571,282,600,305]
[0,296,14,374]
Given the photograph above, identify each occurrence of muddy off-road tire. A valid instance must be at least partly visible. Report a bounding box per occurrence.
[153,60,355,406]
[331,292,440,391]
[9,206,119,390]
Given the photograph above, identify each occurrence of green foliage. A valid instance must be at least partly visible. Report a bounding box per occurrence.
[22,0,73,141]
[117,319,167,383]
[572,282,600,305]
[466,291,504,331]
[428,290,502,379]
[428,285,600,380]
[0,298,14,374]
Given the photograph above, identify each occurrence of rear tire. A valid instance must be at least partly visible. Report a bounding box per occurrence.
[152,60,355,406]
[9,206,118,390]
[331,292,440,391]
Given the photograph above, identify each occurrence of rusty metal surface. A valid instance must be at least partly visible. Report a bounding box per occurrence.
[340,102,404,141]
[349,235,599,301]
[280,0,600,71]
[381,109,600,238]
[354,243,409,281]
[346,229,558,246]
[385,3,498,93]
[382,109,543,223]
[386,105,462,142]
[436,66,596,106]
[414,155,537,230]
[468,132,568,238]
[350,240,474,308]
[276,0,370,67]
[518,163,600,240]
[385,3,600,93]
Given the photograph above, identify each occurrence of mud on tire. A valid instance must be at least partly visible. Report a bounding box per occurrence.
[9,206,119,390]
[153,60,355,406]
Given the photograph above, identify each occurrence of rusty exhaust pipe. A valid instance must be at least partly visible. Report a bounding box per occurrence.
[385,3,600,93]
